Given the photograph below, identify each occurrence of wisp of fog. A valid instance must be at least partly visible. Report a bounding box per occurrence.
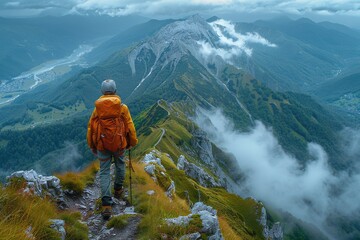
[195,108,360,239]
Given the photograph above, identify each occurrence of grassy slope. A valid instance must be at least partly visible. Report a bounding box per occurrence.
[132,100,332,240]
[131,101,265,239]
[219,65,343,169]
[0,164,97,240]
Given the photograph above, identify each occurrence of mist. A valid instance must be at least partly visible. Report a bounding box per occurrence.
[195,108,360,239]
[198,18,276,64]
[34,141,83,174]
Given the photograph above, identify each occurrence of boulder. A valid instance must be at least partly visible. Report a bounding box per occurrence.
[259,206,284,240]
[179,232,201,240]
[49,219,66,240]
[191,129,216,168]
[142,150,165,169]
[165,215,192,226]
[166,181,176,198]
[177,156,221,188]
[144,164,156,176]
[165,202,223,239]
[7,170,66,208]
[147,190,155,196]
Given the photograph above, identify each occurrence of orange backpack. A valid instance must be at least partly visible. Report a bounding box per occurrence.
[94,96,128,152]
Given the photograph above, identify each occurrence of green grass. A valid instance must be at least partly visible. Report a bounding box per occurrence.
[56,161,99,195]
[127,161,190,239]
[59,211,89,240]
[159,154,264,240]
[154,164,172,191]
[157,213,205,239]
[132,128,163,157]
[0,182,61,240]
[107,214,133,229]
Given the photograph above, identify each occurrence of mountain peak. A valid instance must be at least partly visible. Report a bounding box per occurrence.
[127,15,217,75]
[186,13,203,21]
[296,17,315,24]
[207,16,220,23]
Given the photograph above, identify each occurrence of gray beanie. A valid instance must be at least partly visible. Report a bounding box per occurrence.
[101,79,116,94]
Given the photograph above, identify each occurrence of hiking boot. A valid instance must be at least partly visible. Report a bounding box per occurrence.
[114,187,124,200]
[101,206,112,220]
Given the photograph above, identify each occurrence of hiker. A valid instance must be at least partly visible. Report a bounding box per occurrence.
[87,79,138,220]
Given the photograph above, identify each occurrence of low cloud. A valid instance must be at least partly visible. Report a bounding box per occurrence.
[5,2,20,7]
[34,141,82,174]
[198,19,276,63]
[195,108,360,239]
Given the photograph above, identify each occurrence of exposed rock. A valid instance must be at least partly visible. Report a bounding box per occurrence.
[124,206,136,215]
[128,15,220,77]
[191,202,217,216]
[7,170,66,209]
[177,155,221,188]
[165,202,223,239]
[144,164,156,176]
[191,202,222,238]
[166,181,176,198]
[259,206,284,240]
[177,155,186,170]
[147,190,155,196]
[75,203,87,210]
[142,150,165,170]
[165,215,192,226]
[191,129,216,168]
[142,150,176,199]
[179,232,201,240]
[49,219,66,240]
[25,226,35,240]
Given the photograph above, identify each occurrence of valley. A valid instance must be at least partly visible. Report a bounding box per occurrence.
[0,44,93,106]
[0,12,359,240]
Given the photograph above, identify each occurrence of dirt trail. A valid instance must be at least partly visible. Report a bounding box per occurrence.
[63,168,140,240]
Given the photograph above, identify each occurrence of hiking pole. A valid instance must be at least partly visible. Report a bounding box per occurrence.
[128,149,135,205]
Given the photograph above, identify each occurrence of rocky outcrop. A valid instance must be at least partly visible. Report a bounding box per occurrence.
[142,150,166,169]
[165,202,223,239]
[179,232,201,240]
[191,129,216,168]
[49,219,66,240]
[142,150,175,198]
[259,206,284,240]
[128,15,217,76]
[177,155,221,188]
[7,169,66,209]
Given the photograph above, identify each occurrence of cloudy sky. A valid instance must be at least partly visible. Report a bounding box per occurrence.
[1,0,360,27]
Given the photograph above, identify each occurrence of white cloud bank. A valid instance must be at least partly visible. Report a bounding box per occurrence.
[195,109,360,239]
[2,1,360,27]
[68,0,360,17]
[198,19,276,63]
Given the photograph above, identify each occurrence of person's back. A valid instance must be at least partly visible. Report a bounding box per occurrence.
[87,79,138,220]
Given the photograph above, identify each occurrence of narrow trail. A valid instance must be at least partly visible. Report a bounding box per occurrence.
[63,166,140,240]
[157,100,170,116]
[154,128,166,148]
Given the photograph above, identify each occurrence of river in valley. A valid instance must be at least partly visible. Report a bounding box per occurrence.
[0,44,94,105]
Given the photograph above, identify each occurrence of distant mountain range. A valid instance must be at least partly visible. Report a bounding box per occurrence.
[0,15,147,80]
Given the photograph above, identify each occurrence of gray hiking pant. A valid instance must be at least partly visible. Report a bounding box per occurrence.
[97,150,125,206]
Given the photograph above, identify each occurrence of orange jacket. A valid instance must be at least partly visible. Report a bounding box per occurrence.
[87,95,138,151]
